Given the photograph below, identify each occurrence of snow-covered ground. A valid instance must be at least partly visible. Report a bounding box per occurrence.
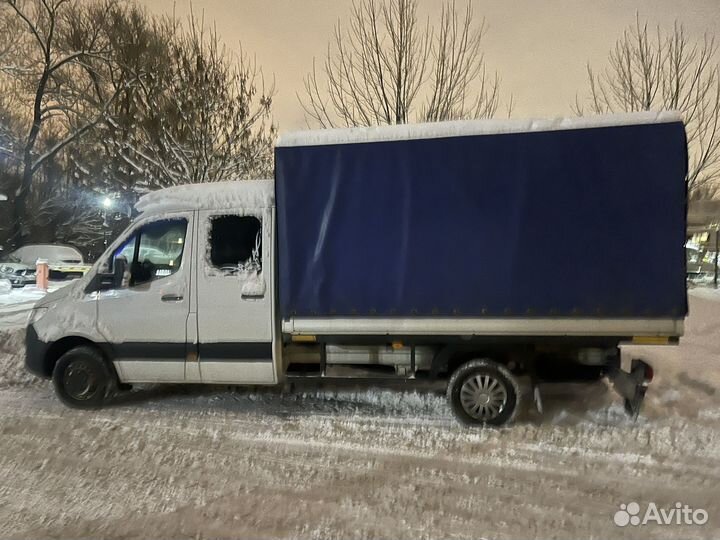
[0,289,719,538]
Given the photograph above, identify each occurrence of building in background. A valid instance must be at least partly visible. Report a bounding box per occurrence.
[687,200,720,287]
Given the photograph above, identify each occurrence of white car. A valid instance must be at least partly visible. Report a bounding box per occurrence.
[3,244,90,283]
[0,252,37,288]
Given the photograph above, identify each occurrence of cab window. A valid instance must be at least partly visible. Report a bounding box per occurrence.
[208,215,262,273]
[112,218,187,287]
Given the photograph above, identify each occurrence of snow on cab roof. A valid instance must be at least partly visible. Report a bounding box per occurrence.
[276,111,683,147]
[135,179,274,214]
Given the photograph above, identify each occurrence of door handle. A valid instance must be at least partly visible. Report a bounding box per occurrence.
[161,293,184,302]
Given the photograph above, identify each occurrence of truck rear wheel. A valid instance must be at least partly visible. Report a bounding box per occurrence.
[447,359,520,426]
[52,346,112,409]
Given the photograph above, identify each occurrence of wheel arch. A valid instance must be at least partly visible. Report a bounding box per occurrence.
[431,344,515,378]
[44,336,112,378]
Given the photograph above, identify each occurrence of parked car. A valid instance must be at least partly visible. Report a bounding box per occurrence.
[686,244,717,284]
[0,252,37,288]
[2,244,91,284]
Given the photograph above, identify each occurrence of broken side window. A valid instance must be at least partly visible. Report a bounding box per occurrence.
[208,215,262,274]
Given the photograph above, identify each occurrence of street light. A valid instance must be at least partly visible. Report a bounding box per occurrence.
[101,195,115,249]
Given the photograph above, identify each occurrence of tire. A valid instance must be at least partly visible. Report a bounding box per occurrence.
[447,359,520,427]
[52,346,112,409]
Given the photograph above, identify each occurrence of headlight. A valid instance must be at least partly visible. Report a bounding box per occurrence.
[29,307,48,325]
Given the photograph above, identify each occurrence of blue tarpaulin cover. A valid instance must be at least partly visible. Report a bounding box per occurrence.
[275,117,688,320]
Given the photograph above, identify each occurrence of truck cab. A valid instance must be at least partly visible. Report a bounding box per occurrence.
[26,180,280,397]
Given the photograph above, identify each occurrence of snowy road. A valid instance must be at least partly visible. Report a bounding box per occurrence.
[0,292,719,539]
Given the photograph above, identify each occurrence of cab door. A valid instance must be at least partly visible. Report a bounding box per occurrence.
[97,213,193,382]
[195,208,275,384]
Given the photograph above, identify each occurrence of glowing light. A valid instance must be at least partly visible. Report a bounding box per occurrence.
[102,197,113,209]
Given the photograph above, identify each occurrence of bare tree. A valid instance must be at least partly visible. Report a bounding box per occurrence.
[130,12,276,188]
[64,3,175,204]
[0,83,23,166]
[574,16,720,197]
[300,0,506,128]
[0,5,26,168]
[0,2,276,253]
[3,0,128,246]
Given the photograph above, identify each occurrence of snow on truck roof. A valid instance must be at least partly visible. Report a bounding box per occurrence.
[135,179,274,214]
[276,110,682,147]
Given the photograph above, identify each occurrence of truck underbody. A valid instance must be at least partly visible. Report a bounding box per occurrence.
[280,328,662,423]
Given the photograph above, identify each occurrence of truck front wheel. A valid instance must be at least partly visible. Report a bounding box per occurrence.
[52,346,112,409]
[447,359,520,426]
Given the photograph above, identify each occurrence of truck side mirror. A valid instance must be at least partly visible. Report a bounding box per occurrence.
[87,257,128,293]
[113,256,128,288]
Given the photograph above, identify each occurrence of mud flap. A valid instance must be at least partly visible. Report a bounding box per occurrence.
[608,359,653,420]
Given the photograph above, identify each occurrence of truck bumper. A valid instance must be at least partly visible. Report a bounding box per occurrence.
[608,359,653,419]
[25,324,51,379]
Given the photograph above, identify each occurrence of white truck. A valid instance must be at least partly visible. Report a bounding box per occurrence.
[25,113,688,426]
